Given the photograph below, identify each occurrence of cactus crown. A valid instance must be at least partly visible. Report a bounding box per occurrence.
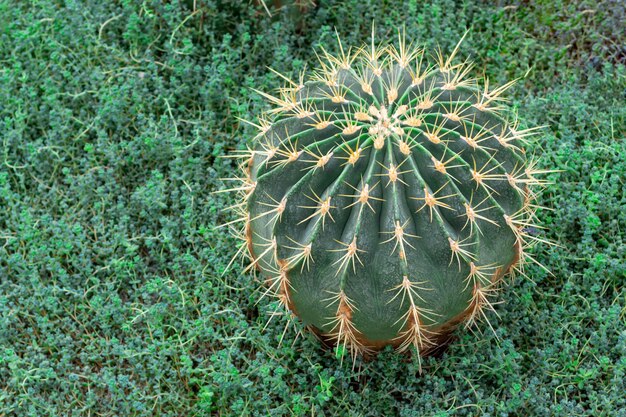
[220,29,547,368]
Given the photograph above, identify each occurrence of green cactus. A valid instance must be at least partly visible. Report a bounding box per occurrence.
[220,30,547,366]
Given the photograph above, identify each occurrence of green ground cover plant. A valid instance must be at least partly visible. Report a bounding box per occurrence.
[0,0,624,416]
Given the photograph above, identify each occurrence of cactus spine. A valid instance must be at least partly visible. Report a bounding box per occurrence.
[220,30,548,367]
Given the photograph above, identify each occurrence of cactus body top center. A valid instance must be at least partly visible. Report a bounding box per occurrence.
[224,30,547,366]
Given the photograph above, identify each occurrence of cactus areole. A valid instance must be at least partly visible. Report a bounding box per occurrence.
[225,31,545,364]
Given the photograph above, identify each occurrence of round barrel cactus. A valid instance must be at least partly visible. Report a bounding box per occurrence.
[220,31,546,365]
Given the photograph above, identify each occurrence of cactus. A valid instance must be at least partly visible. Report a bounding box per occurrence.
[220,30,548,367]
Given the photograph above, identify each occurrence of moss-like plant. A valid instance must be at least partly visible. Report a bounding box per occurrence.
[220,30,548,367]
[254,0,316,19]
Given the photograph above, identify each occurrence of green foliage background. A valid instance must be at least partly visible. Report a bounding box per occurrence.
[0,0,625,415]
